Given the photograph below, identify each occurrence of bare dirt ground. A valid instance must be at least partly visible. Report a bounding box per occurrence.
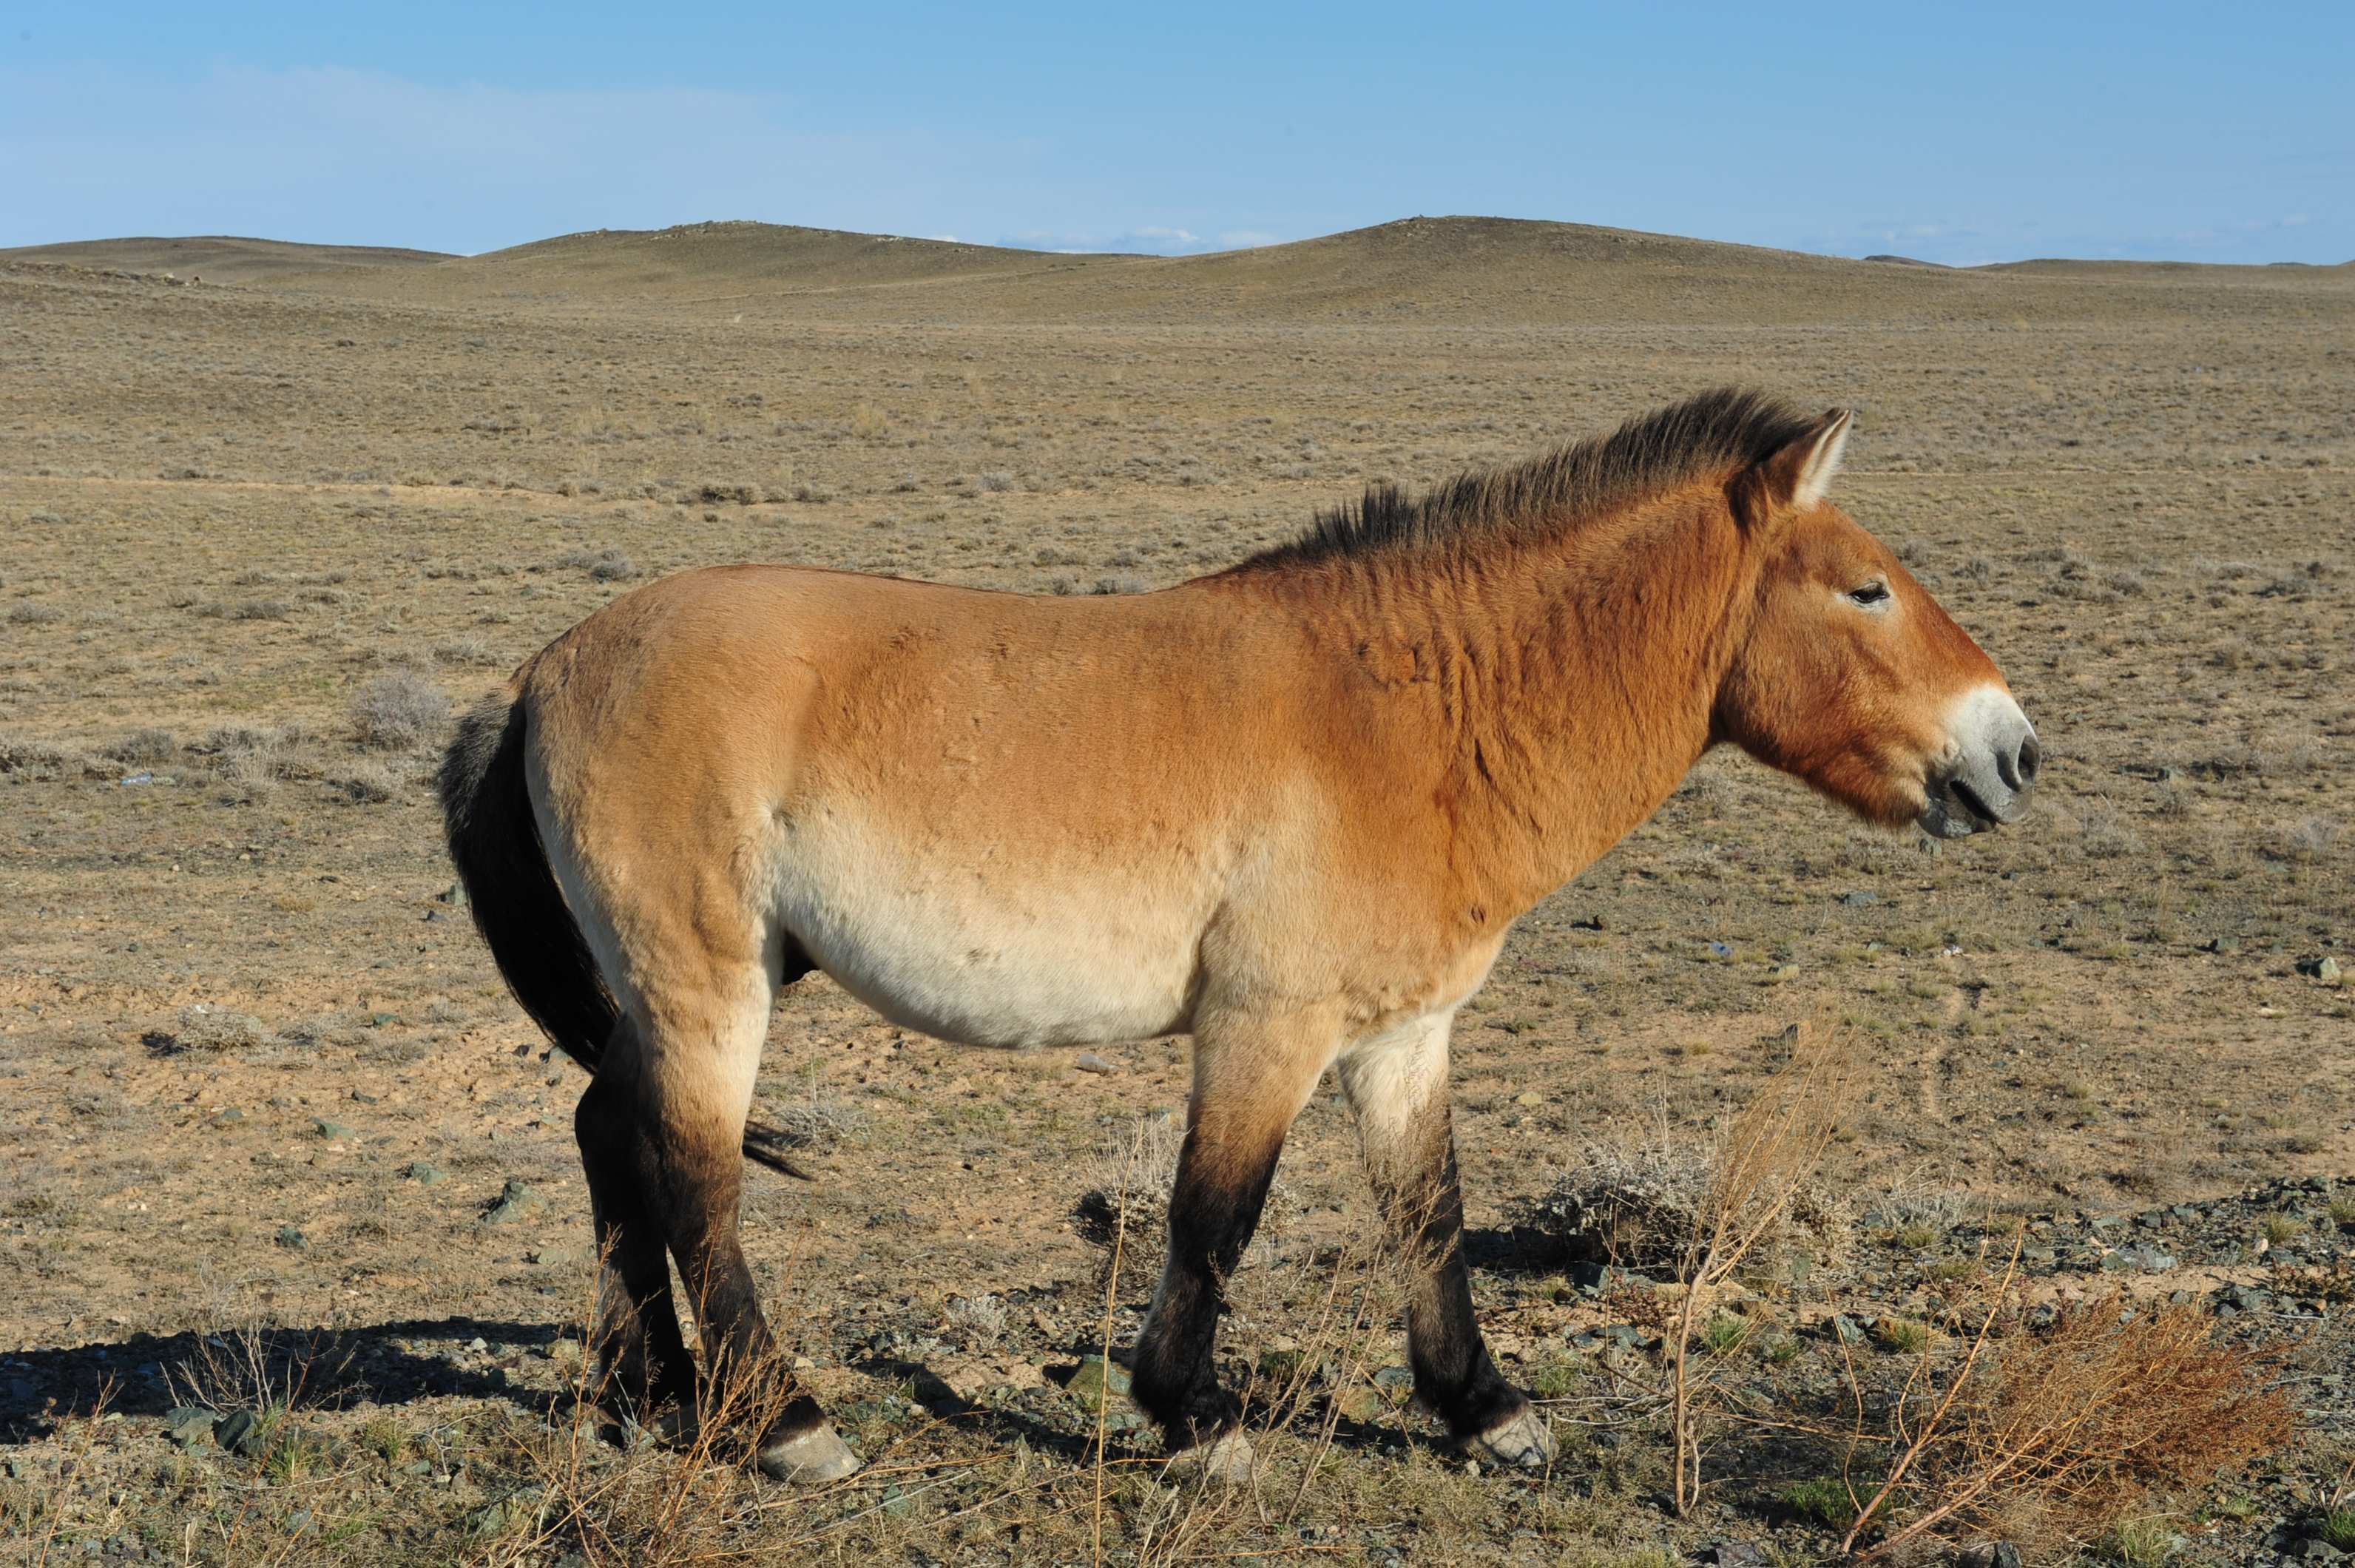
[1,219,2351,1565]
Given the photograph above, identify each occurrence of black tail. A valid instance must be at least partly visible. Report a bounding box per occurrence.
[436,689,814,1180]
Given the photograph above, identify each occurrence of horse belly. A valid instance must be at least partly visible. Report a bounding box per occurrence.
[770,827,1206,1050]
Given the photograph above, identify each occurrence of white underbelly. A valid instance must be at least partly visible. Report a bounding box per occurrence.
[768,820,1210,1049]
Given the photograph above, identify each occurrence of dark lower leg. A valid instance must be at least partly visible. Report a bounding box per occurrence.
[1129,1121,1285,1449]
[1384,1135,1524,1439]
[655,1132,825,1444]
[1342,1025,1525,1441]
[576,1075,695,1417]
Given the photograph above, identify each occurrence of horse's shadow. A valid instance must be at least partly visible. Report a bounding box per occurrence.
[0,1317,570,1443]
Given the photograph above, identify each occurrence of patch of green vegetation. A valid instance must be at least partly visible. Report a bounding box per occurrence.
[1781,1475,1879,1529]
[2104,1518,2177,1564]
[1875,1317,1931,1354]
[1697,1314,1750,1354]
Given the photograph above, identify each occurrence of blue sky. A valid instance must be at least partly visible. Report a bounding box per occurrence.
[1,2,2348,265]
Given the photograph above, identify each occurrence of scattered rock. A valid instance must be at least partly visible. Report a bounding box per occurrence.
[408,1162,445,1186]
[481,1179,548,1226]
[1073,1052,1116,1075]
[1842,891,1878,905]
[1513,1091,1546,1107]
[1706,1544,1766,1567]
[275,1226,309,1252]
[467,1485,546,1535]
[163,1407,216,1447]
[1064,1354,1132,1410]
[312,1120,354,1140]
[1333,1385,1388,1422]
[212,1408,264,1457]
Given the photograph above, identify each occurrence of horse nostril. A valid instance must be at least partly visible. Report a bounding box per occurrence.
[2005,734,2041,792]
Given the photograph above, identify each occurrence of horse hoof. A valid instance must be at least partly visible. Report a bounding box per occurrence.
[1462,1405,1553,1468]
[1160,1430,1254,1485]
[758,1423,862,1485]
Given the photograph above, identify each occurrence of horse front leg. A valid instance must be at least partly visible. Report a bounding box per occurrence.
[1339,1011,1552,1467]
[1129,1010,1331,1481]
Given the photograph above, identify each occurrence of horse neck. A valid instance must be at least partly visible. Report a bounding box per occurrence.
[1283,490,1760,911]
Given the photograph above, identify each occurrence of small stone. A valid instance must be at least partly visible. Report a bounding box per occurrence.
[212,1408,259,1456]
[1843,891,1879,905]
[312,1120,354,1140]
[2293,1540,2345,1562]
[1073,1052,1116,1075]
[163,1407,216,1447]
[2320,956,2343,985]
[1372,1365,1415,1388]
[1334,1386,1387,1422]
[408,1162,445,1186]
[467,1486,544,1535]
[1513,1090,1545,1107]
[481,1178,548,1226]
[1708,1544,1767,1567]
[275,1226,309,1252]
[1831,1314,1866,1344]
[1065,1354,1132,1410]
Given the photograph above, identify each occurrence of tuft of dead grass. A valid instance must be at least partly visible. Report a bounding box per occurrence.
[349,668,452,749]
[1666,1018,1861,1513]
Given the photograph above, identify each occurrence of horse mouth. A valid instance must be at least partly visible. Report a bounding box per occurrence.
[1919,774,2004,839]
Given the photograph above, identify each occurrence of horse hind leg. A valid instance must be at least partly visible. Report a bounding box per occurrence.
[1339,1012,1551,1467]
[575,1016,697,1428]
[587,959,858,1482]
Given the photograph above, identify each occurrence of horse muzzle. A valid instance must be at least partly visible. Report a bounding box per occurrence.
[1919,690,2040,839]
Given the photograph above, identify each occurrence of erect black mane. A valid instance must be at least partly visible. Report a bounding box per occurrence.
[1239,387,1822,570]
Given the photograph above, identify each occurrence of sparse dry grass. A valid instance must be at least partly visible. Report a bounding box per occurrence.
[0,219,2345,1564]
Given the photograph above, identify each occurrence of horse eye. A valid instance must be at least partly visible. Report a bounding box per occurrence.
[1848,581,1891,606]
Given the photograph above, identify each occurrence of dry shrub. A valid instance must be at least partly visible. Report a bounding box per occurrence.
[166,1317,354,1418]
[101,727,177,765]
[1527,1109,1854,1281]
[169,1004,271,1052]
[1666,1021,1860,1512]
[1072,1115,1186,1294]
[331,760,403,802]
[349,669,450,749]
[0,734,79,778]
[1841,1294,2295,1558]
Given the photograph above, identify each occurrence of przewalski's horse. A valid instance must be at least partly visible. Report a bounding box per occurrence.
[438,388,2038,1483]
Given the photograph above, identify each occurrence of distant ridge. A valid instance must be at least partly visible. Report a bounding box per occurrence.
[0,234,453,285]
[7,217,2345,323]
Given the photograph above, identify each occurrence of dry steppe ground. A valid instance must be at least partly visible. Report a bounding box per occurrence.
[1,218,2352,1565]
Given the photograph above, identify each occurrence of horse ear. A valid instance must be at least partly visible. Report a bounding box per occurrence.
[1759,408,1853,512]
